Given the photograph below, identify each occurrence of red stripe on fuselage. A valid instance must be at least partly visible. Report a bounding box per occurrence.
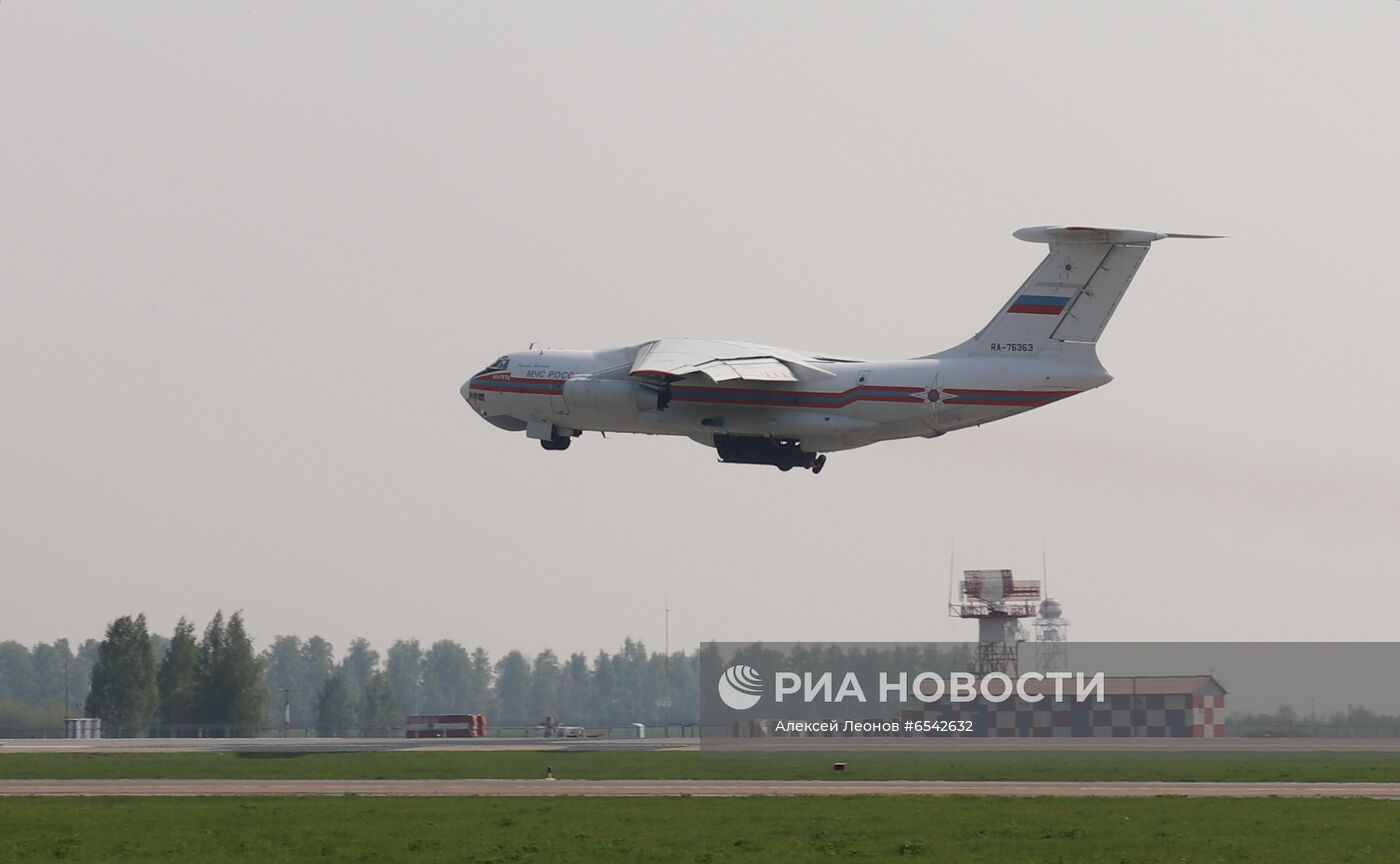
[473,376,938,409]
[940,387,1081,407]
[943,388,1081,397]
[943,398,1064,406]
[670,384,925,409]
[469,376,565,394]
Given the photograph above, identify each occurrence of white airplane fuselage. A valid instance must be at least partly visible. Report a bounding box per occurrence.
[460,226,1211,471]
[462,344,1111,455]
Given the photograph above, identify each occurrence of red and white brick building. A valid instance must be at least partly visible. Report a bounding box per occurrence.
[897,675,1227,738]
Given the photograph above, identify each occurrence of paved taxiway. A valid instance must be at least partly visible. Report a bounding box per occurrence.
[2,778,1399,798]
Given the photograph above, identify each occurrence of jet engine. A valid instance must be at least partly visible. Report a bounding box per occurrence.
[561,378,669,414]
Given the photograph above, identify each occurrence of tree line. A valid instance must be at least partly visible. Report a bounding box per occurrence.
[1,611,701,736]
[1231,704,1400,737]
[0,638,98,730]
[80,612,264,736]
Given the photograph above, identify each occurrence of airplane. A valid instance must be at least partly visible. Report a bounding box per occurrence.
[460,225,1216,473]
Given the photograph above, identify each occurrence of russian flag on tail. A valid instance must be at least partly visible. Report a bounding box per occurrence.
[1007,294,1070,315]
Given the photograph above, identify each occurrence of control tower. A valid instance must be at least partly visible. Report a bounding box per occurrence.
[949,569,1041,676]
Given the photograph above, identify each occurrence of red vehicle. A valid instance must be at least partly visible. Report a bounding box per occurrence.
[405,714,486,738]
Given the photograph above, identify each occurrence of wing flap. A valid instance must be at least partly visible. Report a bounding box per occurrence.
[695,357,798,382]
[630,338,833,383]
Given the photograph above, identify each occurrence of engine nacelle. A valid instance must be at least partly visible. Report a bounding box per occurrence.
[561,377,667,415]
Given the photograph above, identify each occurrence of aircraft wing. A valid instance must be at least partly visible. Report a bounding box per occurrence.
[630,338,852,383]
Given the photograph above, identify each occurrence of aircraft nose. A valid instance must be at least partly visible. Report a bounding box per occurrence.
[460,379,473,403]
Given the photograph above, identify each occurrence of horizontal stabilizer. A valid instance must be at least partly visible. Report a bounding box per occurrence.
[1014,225,1223,245]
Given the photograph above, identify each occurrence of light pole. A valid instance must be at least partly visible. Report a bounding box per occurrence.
[663,602,670,734]
[280,688,291,738]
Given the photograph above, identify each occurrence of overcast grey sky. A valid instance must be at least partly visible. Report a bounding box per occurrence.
[2,3,1397,659]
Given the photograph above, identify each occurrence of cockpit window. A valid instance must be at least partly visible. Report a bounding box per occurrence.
[476,355,510,376]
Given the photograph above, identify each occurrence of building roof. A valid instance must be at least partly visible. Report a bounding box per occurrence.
[913,674,1228,701]
[1020,675,1226,697]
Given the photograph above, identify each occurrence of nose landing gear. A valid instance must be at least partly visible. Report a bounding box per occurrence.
[539,428,577,451]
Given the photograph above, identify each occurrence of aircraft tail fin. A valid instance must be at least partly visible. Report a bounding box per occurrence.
[936,226,1220,359]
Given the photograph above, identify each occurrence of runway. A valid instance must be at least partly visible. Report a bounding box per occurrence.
[2,778,1400,798]
[9,736,1400,754]
[0,737,698,754]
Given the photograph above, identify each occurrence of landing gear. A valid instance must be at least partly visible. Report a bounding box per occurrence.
[715,435,828,473]
[540,436,570,451]
[528,419,579,452]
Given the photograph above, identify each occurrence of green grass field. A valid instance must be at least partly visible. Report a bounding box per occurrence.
[4,750,1400,782]
[2,796,1397,863]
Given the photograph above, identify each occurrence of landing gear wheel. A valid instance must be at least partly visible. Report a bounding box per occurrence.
[812,454,827,475]
[540,436,571,451]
